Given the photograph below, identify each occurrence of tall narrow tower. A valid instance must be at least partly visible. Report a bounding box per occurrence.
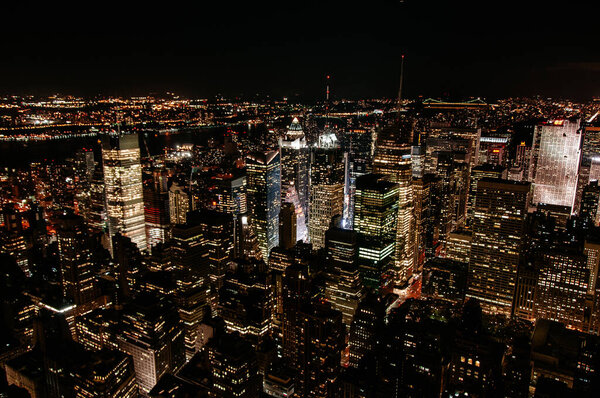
[246,150,281,259]
[102,133,147,253]
[372,122,415,285]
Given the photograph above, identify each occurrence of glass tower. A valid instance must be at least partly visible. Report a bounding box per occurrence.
[246,150,281,260]
[102,133,147,253]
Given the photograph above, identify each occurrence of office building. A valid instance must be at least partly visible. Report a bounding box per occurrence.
[246,151,281,259]
[354,173,399,289]
[323,223,364,327]
[308,141,345,250]
[466,178,530,315]
[117,294,185,394]
[529,119,581,211]
[102,133,147,252]
[372,122,415,284]
[279,117,310,225]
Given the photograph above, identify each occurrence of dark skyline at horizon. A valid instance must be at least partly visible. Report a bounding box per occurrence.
[1,1,599,100]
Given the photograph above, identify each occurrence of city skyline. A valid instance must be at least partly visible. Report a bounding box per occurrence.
[2,3,600,397]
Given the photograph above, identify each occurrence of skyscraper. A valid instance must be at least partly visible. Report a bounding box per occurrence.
[535,250,589,331]
[279,202,297,250]
[207,332,261,398]
[308,137,345,250]
[117,294,185,394]
[324,222,364,327]
[144,170,170,247]
[354,173,399,289]
[56,214,99,308]
[279,117,310,228]
[102,133,147,252]
[529,119,581,211]
[169,181,191,225]
[246,151,281,260]
[209,173,247,216]
[340,127,373,227]
[372,122,415,284]
[466,178,530,315]
[467,164,507,226]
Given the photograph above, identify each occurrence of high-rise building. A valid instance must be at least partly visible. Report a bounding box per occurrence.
[71,349,139,398]
[246,151,281,259]
[209,173,247,216]
[529,119,581,211]
[353,173,399,289]
[56,214,99,307]
[340,127,373,227]
[466,178,530,315]
[169,181,191,225]
[348,293,385,368]
[117,294,185,394]
[218,260,273,347]
[293,302,345,397]
[578,125,600,195]
[446,229,472,263]
[279,117,310,225]
[535,250,589,331]
[372,122,415,284]
[188,210,235,289]
[467,164,507,226]
[308,141,345,250]
[412,175,433,270]
[144,170,171,247]
[581,180,600,228]
[88,164,107,233]
[207,332,261,398]
[73,148,95,220]
[279,202,296,250]
[422,257,468,303]
[101,133,147,252]
[324,222,364,327]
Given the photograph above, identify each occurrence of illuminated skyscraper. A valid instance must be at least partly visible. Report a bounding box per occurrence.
[308,137,345,250]
[117,294,185,394]
[354,173,399,289]
[209,173,247,216]
[340,127,373,227]
[88,164,107,233]
[144,170,170,247]
[246,151,281,260]
[372,123,415,284]
[169,181,191,225]
[101,133,147,252]
[529,119,581,211]
[467,164,507,226]
[581,180,600,228]
[293,302,345,397]
[535,250,589,331]
[324,221,364,327]
[348,293,385,369]
[466,178,530,315]
[279,117,310,228]
[56,214,99,307]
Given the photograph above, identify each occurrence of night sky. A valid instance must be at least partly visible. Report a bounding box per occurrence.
[1,1,599,100]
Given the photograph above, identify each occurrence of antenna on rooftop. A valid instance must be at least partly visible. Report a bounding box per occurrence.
[397,54,405,117]
[325,74,331,129]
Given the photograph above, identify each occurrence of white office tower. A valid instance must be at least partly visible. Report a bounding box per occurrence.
[309,132,346,250]
[279,117,310,239]
[102,133,148,253]
[529,119,581,211]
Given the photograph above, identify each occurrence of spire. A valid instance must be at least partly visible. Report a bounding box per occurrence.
[397,54,405,117]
